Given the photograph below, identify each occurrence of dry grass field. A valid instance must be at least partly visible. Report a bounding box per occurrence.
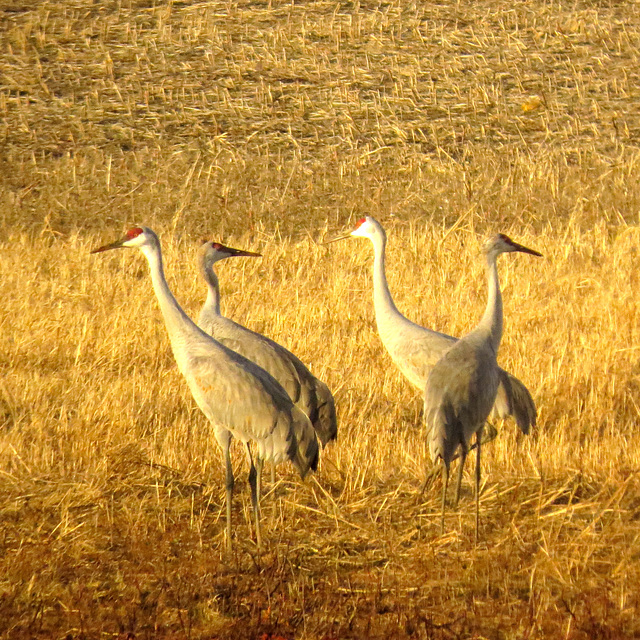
[2,0,640,638]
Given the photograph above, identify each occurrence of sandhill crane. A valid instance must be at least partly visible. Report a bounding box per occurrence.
[425,233,541,536]
[325,216,536,436]
[198,241,338,458]
[91,227,319,551]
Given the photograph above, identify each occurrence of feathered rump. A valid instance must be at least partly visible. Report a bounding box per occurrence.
[425,393,461,466]
[492,369,536,435]
[289,406,319,478]
[311,379,338,447]
[253,406,318,478]
[253,410,298,467]
[426,404,446,463]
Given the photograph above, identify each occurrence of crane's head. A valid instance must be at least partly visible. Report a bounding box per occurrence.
[90,226,156,253]
[199,240,261,267]
[483,233,542,259]
[323,216,383,244]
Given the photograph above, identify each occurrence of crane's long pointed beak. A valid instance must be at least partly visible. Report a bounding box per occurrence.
[90,237,127,254]
[226,246,261,258]
[322,231,352,245]
[202,241,262,258]
[512,241,542,257]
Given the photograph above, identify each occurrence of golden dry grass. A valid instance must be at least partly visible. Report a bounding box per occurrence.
[2,1,640,638]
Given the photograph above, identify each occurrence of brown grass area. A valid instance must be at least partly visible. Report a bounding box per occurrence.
[2,1,640,638]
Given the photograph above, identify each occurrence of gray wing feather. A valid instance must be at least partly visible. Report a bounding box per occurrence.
[492,369,536,435]
[424,342,499,464]
[200,315,302,404]
[425,375,465,466]
[200,314,336,448]
[311,378,338,446]
[386,324,535,435]
[185,348,300,467]
[383,329,455,390]
[221,333,303,404]
[290,405,320,477]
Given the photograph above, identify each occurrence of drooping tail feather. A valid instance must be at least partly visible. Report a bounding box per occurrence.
[254,413,298,467]
[425,400,461,468]
[290,406,320,478]
[312,379,338,447]
[492,368,537,435]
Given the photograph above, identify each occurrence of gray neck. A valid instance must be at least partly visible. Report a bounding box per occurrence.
[200,259,222,317]
[476,252,502,354]
[141,241,199,355]
[370,229,405,331]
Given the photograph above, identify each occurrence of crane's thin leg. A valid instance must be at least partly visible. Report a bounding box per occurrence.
[222,436,234,554]
[453,441,468,509]
[256,456,264,508]
[440,460,449,535]
[245,443,262,550]
[420,429,495,501]
[270,462,276,487]
[475,425,483,544]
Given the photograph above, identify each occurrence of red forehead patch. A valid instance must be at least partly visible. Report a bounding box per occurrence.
[126,227,144,239]
[356,217,367,227]
[211,242,223,250]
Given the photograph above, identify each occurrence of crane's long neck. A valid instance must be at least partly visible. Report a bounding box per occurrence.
[201,262,222,317]
[476,253,503,355]
[370,230,406,334]
[141,242,200,358]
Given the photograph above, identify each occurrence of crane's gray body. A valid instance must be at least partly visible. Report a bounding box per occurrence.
[91,227,319,550]
[198,242,337,447]
[422,233,541,535]
[179,332,313,466]
[351,217,535,435]
[425,333,500,466]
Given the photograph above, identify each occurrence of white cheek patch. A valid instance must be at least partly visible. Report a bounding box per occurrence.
[124,233,147,248]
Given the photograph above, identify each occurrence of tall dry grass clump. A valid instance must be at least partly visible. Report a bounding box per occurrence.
[2,0,640,637]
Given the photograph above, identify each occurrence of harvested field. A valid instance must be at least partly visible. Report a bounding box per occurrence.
[1,1,640,638]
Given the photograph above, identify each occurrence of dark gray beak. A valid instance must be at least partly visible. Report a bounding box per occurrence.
[510,240,542,257]
[322,231,353,245]
[222,245,262,258]
[90,236,128,254]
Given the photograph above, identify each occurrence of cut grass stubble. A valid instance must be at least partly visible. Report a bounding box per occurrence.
[2,221,640,637]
